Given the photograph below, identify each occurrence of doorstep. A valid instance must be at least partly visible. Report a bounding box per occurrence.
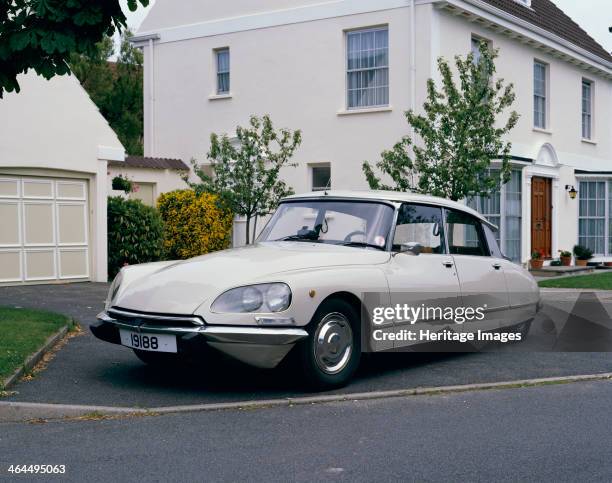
[529,265,595,278]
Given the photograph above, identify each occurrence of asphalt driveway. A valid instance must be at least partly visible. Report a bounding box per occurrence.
[1,283,611,407]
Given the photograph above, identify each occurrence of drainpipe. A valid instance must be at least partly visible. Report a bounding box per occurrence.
[410,0,416,115]
[148,37,156,156]
[129,33,160,155]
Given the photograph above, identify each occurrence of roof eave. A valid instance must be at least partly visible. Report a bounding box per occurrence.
[440,0,612,77]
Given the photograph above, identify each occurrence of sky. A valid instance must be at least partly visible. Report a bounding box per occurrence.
[121,0,611,52]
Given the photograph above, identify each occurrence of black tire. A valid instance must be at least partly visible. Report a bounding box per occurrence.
[297,298,361,390]
[133,349,184,367]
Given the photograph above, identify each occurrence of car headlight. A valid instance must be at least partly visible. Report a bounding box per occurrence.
[211,283,292,313]
[105,270,124,310]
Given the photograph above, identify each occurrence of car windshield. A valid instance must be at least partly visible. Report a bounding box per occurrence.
[257,200,395,250]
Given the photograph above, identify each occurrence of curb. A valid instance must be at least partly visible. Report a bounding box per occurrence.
[2,372,611,423]
[1,325,69,391]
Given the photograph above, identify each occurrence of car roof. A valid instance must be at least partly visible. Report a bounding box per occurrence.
[282,190,496,229]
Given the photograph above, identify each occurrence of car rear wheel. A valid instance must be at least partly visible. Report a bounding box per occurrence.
[297,298,361,389]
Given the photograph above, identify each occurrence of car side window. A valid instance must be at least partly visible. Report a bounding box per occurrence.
[392,204,445,254]
[483,224,503,259]
[445,209,489,257]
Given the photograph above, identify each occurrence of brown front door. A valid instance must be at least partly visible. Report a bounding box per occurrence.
[531,177,552,258]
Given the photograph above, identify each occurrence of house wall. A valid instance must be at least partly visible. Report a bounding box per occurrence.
[107,166,189,206]
[139,0,611,261]
[0,73,125,282]
[437,10,611,262]
[142,4,429,196]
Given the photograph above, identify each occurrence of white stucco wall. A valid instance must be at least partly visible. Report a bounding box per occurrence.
[107,165,189,204]
[142,4,428,195]
[0,72,125,282]
[138,0,611,262]
[437,10,611,262]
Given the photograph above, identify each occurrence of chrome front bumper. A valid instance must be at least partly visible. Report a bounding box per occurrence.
[93,309,308,369]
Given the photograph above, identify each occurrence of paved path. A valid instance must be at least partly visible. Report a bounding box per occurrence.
[1,283,611,407]
[2,378,612,481]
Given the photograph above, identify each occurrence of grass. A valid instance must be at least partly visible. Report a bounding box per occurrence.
[0,306,70,385]
[538,271,612,290]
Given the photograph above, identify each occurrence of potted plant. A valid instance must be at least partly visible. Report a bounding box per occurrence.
[573,245,593,266]
[530,250,544,269]
[111,175,133,194]
[558,250,572,266]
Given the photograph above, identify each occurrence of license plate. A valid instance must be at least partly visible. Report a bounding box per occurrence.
[119,330,177,353]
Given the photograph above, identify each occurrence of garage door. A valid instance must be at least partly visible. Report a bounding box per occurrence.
[0,176,89,283]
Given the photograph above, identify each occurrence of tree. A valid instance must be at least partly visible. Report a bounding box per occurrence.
[188,115,302,245]
[363,42,519,201]
[104,30,144,155]
[69,30,144,155]
[0,0,148,98]
[68,35,114,108]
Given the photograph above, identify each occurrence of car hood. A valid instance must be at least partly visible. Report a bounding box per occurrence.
[114,242,391,314]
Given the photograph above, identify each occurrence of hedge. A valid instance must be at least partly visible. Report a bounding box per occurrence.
[157,190,233,260]
[107,196,165,279]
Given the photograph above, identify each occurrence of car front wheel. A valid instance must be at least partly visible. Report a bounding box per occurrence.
[297,298,361,389]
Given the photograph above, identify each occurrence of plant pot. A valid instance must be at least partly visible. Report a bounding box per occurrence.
[560,256,572,266]
[576,259,588,266]
[530,259,544,269]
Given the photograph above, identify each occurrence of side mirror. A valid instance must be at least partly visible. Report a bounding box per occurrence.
[400,242,422,256]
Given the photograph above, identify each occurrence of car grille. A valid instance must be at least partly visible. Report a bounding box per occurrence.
[108,308,205,328]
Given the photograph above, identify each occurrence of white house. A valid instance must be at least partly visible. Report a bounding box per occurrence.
[0,72,125,285]
[107,155,189,206]
[133,0,612,264]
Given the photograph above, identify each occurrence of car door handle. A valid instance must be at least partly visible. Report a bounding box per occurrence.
[492,263,502,270]
[442,260,454,268]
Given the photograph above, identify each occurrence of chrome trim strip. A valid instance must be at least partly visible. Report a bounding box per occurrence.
[107,307,205,326]
[96,312,308,344]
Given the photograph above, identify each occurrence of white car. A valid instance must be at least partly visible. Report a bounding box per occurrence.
[92,190,540,388]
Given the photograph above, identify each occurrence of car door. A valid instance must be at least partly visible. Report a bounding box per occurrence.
[384,203,462,349]
[444,208,510,332]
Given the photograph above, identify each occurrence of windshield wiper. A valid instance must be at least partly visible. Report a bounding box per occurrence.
[337,241,386,251]
[274,235,321,242]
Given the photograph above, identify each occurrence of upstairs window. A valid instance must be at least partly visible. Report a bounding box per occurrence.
[470,35,491,65]
[347,27,389,109]
[533,61,547,129]
[582,79,593,140]
[216,48,230,94]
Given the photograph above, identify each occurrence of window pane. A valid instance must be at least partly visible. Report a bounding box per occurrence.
[446,209,488,256]
[216,49,230,93]
[393,204,445,254]
[311,165,331,191]
[578,180,606,255]
[346,27,388,109]
[533,62,547,128]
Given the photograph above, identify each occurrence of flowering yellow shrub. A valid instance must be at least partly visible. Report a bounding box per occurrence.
[157,190,233,260]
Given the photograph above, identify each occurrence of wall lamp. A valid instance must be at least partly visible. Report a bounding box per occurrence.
[565,185,578,200]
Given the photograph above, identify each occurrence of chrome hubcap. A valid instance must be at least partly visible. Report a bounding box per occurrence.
[313,312,353,375]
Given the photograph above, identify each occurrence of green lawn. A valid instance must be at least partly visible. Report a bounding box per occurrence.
[0,307,71,386]
[538,271,612,290]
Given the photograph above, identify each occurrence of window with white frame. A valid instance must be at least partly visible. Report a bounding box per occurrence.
[468,169,522,262]
[470,35,491,64]
[311,164,331,191]
[347,27,389,109]
[216,48,230,94]
[582,79,593,140]
[533,61,547,129]
[578,181,607,255]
